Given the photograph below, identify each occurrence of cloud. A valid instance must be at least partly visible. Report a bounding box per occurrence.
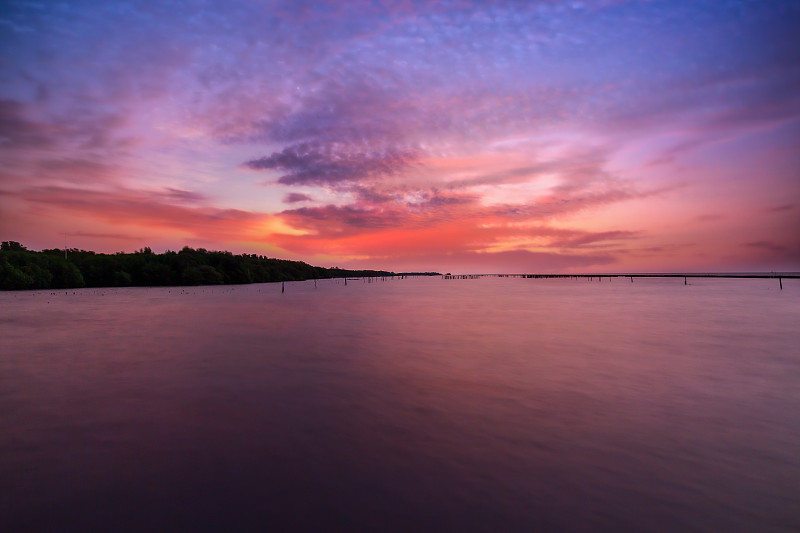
[34,158,118,181]
[342,249,619,275]
[5,185,261,242]
[275,194,645,266]
[249,79,419,146]
[0,156,121,189]
[159,188,208,204]
[0,99,129,153]
[0,99,57,150]
[446,164,553,189]
[739,240,800,269]
[272,158,659,258]
[763,204,795,214]
[550,230,639,248]
[695,214,724,222]
[282,204,407,232]
[436,249,619,273]
[744,241,788,253]
[246,143,416,187]
[284,192,313,204]
[70,232,144,241]
[486,186,649,221]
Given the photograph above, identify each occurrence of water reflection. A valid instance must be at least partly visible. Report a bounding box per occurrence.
[1,277,798,531]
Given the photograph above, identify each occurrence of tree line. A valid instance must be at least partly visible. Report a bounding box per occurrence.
[0,241,396,290]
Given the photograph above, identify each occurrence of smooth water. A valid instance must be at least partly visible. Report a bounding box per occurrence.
[1,277,798,531]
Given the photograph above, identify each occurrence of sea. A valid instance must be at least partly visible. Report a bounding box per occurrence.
[1,276,798,532]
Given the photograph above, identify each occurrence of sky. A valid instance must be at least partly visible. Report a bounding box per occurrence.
[1,0,798,273]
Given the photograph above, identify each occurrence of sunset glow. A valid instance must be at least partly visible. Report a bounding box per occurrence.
[1,0,798,272]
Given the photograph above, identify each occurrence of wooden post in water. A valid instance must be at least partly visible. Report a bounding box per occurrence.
[282,282,285,293]
[314,280,317,289]
[684,276,687,285]
[779,277,782,290]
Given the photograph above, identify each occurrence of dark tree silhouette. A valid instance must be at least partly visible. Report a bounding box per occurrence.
[0,243,405,290]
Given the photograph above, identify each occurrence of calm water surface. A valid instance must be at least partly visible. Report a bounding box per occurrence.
[1,277,799,531]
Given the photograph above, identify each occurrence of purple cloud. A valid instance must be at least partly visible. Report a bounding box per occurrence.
[246,143,416,187]
[764,204,795,214]
[283,204,407,231]
[159,188,208,204]
[70,232,143,241]
[744,241,788,253]
[550,230,640,249]
[0,99,56,150]
[695,214,724,222]
[284,192,313,204]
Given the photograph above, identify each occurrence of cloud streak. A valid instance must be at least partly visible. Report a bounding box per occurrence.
[246,143,416,187]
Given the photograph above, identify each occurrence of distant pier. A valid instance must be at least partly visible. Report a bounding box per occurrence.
[441,272,798,289]
[441,273,798,279]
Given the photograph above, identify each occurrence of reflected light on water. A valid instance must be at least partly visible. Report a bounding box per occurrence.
[1,277,798,531]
